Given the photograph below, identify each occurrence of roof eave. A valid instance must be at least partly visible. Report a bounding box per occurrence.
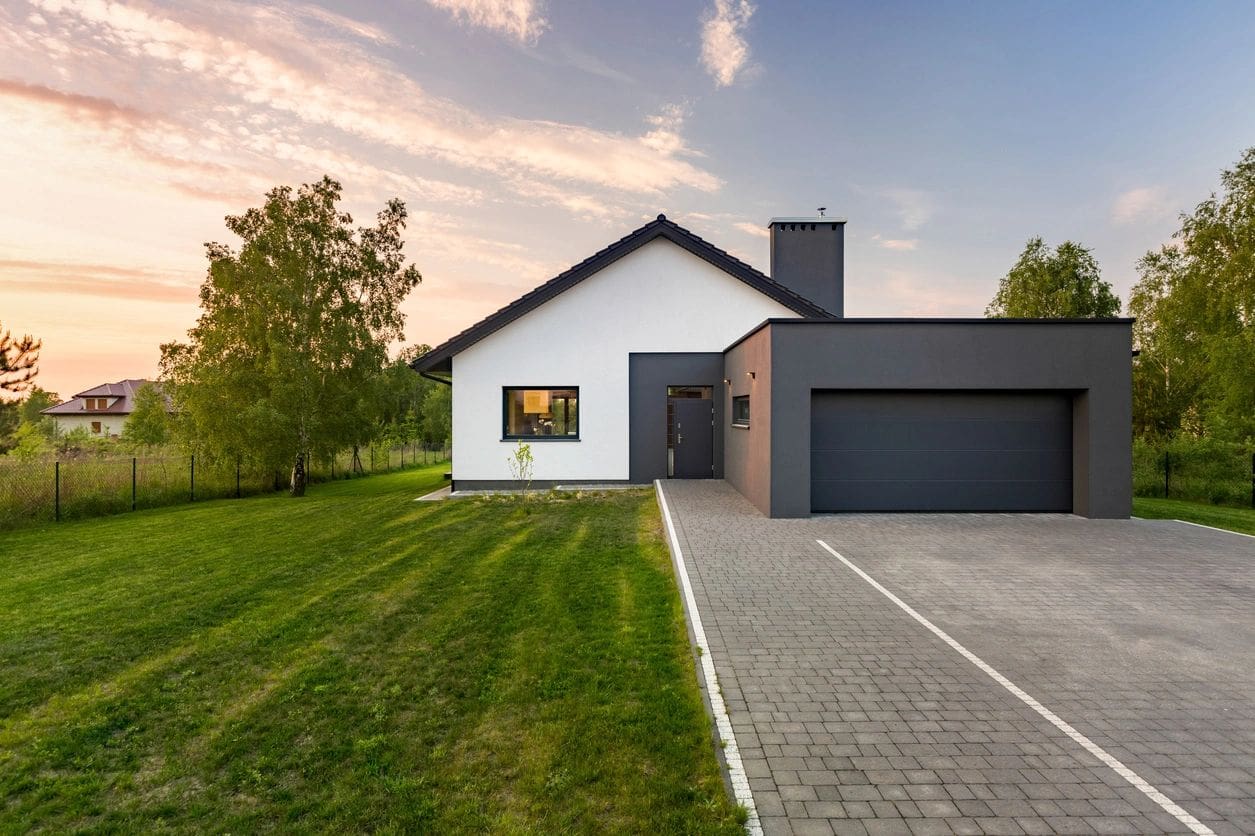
[408,215,833,375]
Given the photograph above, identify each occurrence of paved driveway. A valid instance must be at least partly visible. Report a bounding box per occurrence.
[658,481,1255,836]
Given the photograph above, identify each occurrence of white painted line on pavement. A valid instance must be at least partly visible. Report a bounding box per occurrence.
[815,538,1215,836]
[1173,518,1255,540]
[656,481,760,835]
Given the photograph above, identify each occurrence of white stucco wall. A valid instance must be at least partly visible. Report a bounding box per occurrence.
[49,414,129,437]
[452,238,800,482]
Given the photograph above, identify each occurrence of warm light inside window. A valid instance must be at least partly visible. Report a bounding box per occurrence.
[503,387,578,439]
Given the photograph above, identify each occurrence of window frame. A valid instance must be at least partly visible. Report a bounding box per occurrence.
[501,386,581,441]
[731,395,750,427]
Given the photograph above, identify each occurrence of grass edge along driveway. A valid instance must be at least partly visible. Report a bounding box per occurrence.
[1134,496,1255,536]
[0,465,743,834]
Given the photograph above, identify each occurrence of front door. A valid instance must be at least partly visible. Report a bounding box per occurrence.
[671,398,713,478]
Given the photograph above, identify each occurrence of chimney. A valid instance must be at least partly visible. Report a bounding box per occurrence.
[768,215,845,317]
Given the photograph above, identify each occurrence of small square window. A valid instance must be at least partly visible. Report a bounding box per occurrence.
[90,421,102,434]
[732,395,750,426]
[503,387,579,440]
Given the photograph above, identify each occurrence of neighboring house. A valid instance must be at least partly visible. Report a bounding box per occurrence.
[41,379,167,438]
[413,215,1132,519]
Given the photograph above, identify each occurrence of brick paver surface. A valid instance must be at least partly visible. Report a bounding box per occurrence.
[659,481,1255,836]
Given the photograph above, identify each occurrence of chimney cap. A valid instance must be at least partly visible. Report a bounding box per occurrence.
[768,216,847,226]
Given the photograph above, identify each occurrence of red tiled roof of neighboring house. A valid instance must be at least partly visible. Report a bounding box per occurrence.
[40,379,170,416]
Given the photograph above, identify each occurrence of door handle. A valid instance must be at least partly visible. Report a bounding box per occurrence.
[677,433,683,444]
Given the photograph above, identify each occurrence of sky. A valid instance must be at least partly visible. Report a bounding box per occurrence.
[3,0,1254,400]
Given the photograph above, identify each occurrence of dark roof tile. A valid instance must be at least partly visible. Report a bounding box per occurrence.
[411,215,832,374]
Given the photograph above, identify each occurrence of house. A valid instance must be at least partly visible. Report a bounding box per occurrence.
[41,379,167,438]
[413,215,1132,519]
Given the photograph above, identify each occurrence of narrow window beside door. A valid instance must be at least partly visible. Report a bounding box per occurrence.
[732,395,750,427]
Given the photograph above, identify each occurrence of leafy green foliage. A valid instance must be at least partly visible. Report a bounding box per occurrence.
[421,381,451,446]
[986,238,1121,318]
[506,441,534,492]
[18,387,57,426]
[1133,435,1253,507]
[0,400,18,454]
[6,421,48,460]
[0,323,39,393]
[0,388,61,457]
[120,383,170,450]
[0,469,741,832]
[1131,147,1255,441]
[372,344,450,450]
[161,177,421,495]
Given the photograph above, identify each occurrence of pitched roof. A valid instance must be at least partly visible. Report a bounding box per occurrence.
[411,215,834,375]
[41,379,167,416]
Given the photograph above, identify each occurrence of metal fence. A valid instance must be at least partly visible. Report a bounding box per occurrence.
[1133,439,1255,507]
[0,443,450,531]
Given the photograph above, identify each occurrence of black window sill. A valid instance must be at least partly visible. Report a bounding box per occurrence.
[501,437,581,442]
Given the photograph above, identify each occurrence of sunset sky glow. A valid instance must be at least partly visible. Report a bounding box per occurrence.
[3,0,1254,399]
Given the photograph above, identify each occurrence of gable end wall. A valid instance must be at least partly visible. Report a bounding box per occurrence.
[451,238,800,482]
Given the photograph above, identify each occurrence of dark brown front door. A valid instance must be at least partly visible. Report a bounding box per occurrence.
[671,398,713,478]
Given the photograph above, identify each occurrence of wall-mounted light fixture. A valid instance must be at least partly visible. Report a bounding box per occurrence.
[746,371,756,380]
[722,378,731,385]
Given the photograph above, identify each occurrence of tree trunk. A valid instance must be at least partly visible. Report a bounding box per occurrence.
[352,445,364,474]
[290,452,307,497]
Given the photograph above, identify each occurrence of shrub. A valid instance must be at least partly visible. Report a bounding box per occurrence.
[1133,436,1253,507]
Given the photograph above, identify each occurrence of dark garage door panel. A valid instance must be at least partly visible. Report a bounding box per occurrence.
[811,392,1072,512]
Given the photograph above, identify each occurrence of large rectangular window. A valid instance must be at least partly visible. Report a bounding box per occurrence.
[503,387,579,440]
[731,395,750,427]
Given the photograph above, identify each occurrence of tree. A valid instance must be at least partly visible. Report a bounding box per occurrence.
[122,383,171,449]
[421,383,451,447]
[0,323,39,393]
[986,238,1121,318]
[161,177,422,495]
[1130,147,1255,440]
[0,400,18,454]
[19,386,58,425]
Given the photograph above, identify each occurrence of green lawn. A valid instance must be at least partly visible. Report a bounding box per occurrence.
[0,465,741,833]
[1134,496,1255,536]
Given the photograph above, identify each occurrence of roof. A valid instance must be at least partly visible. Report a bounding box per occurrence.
[411,215,835,375]
[41,379,167,416]
[724,316,1136,353]
[768,216,848,225]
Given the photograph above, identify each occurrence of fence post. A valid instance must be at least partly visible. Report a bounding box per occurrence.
[55,461,60,522]
[132,457,137,512]
[331,455,335,480]
[370,446,375,472]
[1163,451,1170,498]
[190,455,195,502]
[236,458,241,499]
[1250,452,1254,509]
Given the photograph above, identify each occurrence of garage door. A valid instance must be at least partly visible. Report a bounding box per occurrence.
[811,391,1072,512]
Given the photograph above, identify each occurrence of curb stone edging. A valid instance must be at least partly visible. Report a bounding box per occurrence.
[654,480,761,835]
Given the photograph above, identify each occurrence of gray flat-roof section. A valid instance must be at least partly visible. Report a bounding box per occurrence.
[722,319,1133,519]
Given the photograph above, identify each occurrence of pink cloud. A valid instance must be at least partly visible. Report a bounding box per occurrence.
[16,0,719,204]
